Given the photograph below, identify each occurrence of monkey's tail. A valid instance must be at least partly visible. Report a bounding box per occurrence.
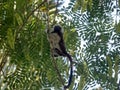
[64,53,73,89]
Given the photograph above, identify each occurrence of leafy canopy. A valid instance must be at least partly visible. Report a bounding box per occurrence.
[0,0,120,90]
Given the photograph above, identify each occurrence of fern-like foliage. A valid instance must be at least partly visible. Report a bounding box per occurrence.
[0,0,120,90]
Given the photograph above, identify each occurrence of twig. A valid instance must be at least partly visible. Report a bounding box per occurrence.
[46,0,50,31]
[51,55,65,86]
[0,52,8,75]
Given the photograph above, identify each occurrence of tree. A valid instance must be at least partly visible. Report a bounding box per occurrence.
[0,0,120,90]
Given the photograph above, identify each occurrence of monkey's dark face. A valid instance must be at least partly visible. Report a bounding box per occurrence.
[52,25,62,33]
[54,25,61,31]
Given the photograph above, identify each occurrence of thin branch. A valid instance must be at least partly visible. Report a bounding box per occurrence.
[46,0,50,31]
[51,56,65,86]
[52,0,59,25]
[0,52,8,75]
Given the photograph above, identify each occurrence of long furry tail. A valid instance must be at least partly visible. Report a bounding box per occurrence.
[64,53,73,89]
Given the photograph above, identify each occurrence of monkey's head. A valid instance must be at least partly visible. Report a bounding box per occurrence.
[54,25,61,32]
[51,25,63,34]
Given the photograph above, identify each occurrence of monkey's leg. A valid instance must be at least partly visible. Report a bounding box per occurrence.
[54,48,66,56]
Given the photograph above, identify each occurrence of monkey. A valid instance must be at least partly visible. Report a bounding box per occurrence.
[47,25,73,89]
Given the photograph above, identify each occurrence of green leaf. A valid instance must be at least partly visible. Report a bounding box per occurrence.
[114,55,119,81]
[119,0,120,7]
[7,28,15,49]
[106,56,112,78]
[15,13,23,25]
[115,22,120,33]
[78,75,85,90]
